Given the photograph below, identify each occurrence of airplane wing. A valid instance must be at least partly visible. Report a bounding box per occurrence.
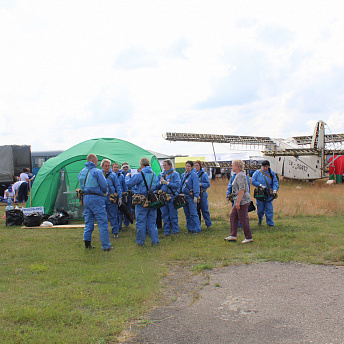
[163,131,344,158]
[164,132,344,145]
[163,132,275,145]
[293,133,344,145]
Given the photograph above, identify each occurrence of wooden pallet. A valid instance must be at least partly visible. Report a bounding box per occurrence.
[21,224,92,229]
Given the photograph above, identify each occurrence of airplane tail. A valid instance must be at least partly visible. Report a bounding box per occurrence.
[311,120,325,149]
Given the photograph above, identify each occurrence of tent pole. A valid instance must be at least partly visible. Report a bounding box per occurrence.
[29,181,32,207]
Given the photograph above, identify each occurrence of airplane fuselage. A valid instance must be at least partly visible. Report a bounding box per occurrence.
[268,155,323,180]
[266,138,323,180]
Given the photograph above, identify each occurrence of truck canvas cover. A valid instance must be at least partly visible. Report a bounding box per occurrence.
[0,145,32,183]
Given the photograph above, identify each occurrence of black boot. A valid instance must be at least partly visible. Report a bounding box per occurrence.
[84,240,95,249]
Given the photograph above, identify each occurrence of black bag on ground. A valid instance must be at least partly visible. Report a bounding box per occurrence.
[42,213,50,220]
[6,209,25,227]
[48,209,69,226]
[248,201,256,212]
[23,212,43,227]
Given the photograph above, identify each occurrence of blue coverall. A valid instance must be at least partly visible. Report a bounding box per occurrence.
[197,169,212,228]
[114,171,127,229]
[122,170,133,226]
[156,168,181,235]
[180,169,201,233]
[78,161,112,250]
[104,171,122,235]
[126,166,159,245]
[227,173,251,228]
[251,169,279,226]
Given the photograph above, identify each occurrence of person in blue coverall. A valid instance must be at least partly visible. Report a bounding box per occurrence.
[156,159,181,236]
[101,159,122,238]
[121,162,133,227]
[180,160,201,234]
[251,160,279,227]
[78,154,113,251]
[194,161,212,228]
[112,162,128,230]
[227,171,251,228]
[126,157,159,246]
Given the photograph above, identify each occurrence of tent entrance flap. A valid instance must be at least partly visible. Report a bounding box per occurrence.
[54,167,84,219]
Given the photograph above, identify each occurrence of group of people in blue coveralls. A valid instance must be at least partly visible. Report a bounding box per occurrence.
[127,158,212,244]
[78,154,214,249]
[79,153,279,251]
[227,160,279,227]
[155,159,212,237]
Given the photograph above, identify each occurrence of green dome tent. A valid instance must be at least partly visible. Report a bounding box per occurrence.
[28,138,161,216]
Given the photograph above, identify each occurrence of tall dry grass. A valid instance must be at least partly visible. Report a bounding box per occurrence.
[207,177,344,220]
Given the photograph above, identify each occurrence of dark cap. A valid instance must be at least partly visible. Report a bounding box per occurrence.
[261,160,270,166]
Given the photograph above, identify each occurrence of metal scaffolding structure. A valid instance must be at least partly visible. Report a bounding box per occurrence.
[201,161,262,170]
[262,148,321,157]
[293,133,344,145]
[262,148,344,157]
[163,132,275,145]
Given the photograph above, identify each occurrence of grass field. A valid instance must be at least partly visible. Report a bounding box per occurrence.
[1,178,344,343]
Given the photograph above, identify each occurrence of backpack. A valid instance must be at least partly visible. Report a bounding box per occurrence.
[23,212,43,227]
[141,172,161,208]
[48,209,69,226]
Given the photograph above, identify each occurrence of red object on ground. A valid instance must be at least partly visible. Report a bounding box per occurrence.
[329,155,344,175]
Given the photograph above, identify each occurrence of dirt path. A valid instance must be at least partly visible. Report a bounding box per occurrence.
[123,262,344,344]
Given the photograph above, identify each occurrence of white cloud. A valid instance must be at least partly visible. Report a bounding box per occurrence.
[0,0,344,157]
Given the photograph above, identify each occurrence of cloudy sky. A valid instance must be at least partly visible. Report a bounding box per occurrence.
[1,0,344,156]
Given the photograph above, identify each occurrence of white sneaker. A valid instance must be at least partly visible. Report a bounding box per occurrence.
[224,236,237,241]
[242,238,253,244]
